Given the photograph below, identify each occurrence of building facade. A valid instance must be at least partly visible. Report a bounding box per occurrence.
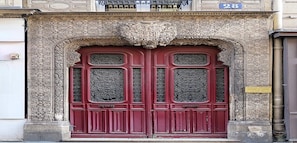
[0,0,284,143]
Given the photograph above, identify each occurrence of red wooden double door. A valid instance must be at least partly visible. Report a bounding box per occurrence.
[70,46,229,138]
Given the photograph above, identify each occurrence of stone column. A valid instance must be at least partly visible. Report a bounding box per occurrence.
[23,15,71,142]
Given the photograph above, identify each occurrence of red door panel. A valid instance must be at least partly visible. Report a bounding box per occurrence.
[153,104,170,134]
[130,105,146,133]
[71,108,86,133]
[109,109,128,133]
[192,110,211,133]
[69,46,229,138]
[151,46,228,138]
[88,109,107,133]
[171,109,191,133]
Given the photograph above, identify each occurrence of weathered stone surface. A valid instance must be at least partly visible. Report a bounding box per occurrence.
[246,69,270,86]
[228,121,272,143]
[25,12,273,141]
[119,21,177,49]
[246,53,270,70]
[245,94,270,121]
[24,121,70,141]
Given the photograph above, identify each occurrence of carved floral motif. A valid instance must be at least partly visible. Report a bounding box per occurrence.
[119,21,177,49]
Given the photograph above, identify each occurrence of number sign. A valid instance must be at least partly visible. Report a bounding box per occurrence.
[219,3,242,9]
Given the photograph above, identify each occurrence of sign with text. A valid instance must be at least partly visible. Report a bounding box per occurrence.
[219,3,243,9]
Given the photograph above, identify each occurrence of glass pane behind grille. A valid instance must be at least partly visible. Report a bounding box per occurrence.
[73,68,82,102]
[90,54,124,65]
[90,68,124,102]
[174,54,207,65]
[216,68,225,102]
[157,68,165,102]
[174,68,207,102]
[133,68,142,102]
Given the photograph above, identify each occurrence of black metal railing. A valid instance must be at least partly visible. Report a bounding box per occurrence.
[96,0,191,5]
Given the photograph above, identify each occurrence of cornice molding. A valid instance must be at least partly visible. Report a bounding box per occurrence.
[32,11,274,18]
[0,9,40,18]
[272,30,297,38]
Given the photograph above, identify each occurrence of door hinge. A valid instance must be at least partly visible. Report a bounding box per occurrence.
[69,125,76,131]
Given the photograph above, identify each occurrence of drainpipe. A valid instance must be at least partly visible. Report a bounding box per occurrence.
[273,0,282,30]
[273,0,286,141]
[273,38,286,141]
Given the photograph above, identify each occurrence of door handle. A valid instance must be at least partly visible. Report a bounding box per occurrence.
[182,105,198,108]
[99,104,115,108]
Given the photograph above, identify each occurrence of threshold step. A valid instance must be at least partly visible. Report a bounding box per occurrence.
[64,138,240,143]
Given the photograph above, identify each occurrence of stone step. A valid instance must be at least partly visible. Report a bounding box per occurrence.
[64,138,240,143]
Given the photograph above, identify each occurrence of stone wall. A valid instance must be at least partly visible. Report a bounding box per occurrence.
[25,12,273,142]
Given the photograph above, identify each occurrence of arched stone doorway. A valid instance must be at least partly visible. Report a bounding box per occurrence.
[24,12,272,142]
[51,37,244,138]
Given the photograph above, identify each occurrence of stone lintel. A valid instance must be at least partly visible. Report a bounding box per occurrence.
[31,11,274,18]
[23,121,70,141]
[0,9,40,18]
[228,121,272,143]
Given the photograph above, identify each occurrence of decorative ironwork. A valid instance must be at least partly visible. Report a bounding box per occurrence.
[157,68,165,102]
[174,54,207,65]
[90,68,124,102]
[216,68,225,102]
[90,53,124,65]
[96,0,191,5]
[96,0,192,12]
[73,68,82,102]
[174,68,207,102]
[133,68,142,102]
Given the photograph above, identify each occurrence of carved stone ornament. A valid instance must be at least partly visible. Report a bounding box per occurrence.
[119,21,177,49]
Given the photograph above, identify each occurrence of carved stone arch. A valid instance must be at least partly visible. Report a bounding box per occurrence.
[54,36,244,121]
[53,37,129,121]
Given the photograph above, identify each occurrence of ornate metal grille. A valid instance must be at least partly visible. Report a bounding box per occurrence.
[157,68,165,102]
[95,0,192,11]
[216,68,225,102]
[174,68,207,102]
[73,68,82,102]
[96,0,191,5]
[90,68,124,102]
[90,54,124,65]
[133,68,142,102]
[174,54,207,65]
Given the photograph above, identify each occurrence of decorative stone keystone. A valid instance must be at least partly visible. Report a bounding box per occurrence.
[119,21,177,49]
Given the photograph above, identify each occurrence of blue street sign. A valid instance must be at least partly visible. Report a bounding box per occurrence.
[219,3,243,9]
